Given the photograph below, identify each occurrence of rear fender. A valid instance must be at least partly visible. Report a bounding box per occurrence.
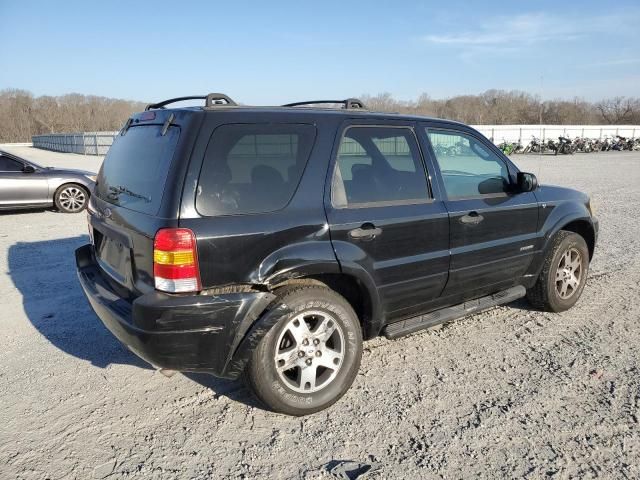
[255,241,342,285]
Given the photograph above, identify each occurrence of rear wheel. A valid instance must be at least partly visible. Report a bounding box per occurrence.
[527,231,589,312]
[245,285,362,416]
[55,184,88,213]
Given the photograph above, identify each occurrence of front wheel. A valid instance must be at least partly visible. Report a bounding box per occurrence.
[527,231,589,312]
[55,184,89,213]
[245,285,362,416]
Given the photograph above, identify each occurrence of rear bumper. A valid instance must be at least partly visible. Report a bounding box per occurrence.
[75,244,274,378]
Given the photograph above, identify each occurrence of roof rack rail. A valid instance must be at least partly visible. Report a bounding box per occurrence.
[145,93,237,111]
[282,98,368,110]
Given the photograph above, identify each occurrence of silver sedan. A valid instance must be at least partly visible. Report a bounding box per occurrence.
[0,149,96,213]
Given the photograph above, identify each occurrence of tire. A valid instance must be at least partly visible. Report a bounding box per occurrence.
[54,183,89,213]
[245,285,363,416]
[526,231,589,312]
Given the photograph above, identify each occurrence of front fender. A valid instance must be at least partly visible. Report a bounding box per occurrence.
[525,195,596,279]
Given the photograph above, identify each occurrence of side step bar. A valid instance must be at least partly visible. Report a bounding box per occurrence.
[383,285,526,339]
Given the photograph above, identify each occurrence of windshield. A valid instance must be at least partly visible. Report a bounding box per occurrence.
[95,125,180,215]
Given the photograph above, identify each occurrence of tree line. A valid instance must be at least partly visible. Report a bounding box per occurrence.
[1,88,639,143]
[360,91,640,126]
[0,89,147,143]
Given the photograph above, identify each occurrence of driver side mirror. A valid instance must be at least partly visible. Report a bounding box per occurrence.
[22,164,36,174]
[517,172,538,192]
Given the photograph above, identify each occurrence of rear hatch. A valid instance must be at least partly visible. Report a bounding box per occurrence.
[90,109,200,297]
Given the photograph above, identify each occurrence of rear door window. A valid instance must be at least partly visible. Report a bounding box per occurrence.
[96,125,180,215]
[196,124,316,216]
[331,126,430,207]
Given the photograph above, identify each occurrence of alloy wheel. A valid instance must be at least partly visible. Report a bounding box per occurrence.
[274,310,345,393]
[59,186,86,212]
[555,247,583,299]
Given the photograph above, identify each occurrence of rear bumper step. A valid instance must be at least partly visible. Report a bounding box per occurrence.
[383,285,526,339]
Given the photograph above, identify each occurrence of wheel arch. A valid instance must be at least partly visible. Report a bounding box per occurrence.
[560,219,595,260]
[269,272,380,340]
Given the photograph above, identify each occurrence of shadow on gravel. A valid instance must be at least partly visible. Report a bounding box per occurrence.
[8,235,150,370]
[184,373,264,409]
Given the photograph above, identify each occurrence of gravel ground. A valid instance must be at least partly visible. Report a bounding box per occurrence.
[1,148,639,479]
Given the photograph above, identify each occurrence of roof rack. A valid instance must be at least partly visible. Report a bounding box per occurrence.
[145,93,237,111]
[282,98,368,110]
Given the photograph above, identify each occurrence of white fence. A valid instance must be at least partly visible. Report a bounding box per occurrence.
[472,125,640,144]
[31,125,640,156]
[32,132,118,155]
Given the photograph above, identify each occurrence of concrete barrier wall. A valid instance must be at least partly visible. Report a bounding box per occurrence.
[32,125,640,156]
[32,132,118,155]
[471,125,640,144]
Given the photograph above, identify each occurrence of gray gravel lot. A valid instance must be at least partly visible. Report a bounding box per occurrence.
[1,148,639,479]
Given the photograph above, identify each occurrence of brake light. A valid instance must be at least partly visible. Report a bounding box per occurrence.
[153,228,201,293]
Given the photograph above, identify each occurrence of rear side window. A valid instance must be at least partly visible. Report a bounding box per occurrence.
[331,126,429,207]
[196,124,316,216]
[96,125,180,215]
[0,156,23,172]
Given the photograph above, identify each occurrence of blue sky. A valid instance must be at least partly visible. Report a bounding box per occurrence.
[1,0,639,104]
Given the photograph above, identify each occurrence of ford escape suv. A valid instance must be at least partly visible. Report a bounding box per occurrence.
[76,94,598,416]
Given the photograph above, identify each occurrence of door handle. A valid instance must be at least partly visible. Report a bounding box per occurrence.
[460,211,484,225]
[349,223,382,240]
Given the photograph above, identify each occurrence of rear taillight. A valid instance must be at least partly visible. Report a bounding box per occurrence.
[153,228,201,293]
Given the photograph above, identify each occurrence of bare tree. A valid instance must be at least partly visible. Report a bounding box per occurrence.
[596,97,637,124]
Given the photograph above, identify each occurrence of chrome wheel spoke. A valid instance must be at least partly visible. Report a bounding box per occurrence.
[275,349,299,372]
[286,318,311,346]
[315,348,342,370]
[313,316,337,342]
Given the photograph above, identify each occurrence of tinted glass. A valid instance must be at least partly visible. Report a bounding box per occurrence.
[96,125,180,214]
[197,124,316,216]
[0,156,24,172]
[427,130,511,199]
[332,127,429,207]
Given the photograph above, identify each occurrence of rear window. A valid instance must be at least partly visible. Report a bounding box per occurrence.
[196,124,316,216]
[96,125,180,215]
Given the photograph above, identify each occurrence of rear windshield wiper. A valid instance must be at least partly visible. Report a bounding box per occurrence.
[108,185,151,203]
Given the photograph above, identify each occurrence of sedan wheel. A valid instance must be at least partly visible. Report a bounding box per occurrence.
[55,185,88,213]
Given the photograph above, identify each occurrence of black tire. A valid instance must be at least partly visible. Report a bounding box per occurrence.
[527,231,589,312]
[245,285,363,416]
[54,183,89,213]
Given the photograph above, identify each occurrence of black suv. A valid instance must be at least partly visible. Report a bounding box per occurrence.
[76,94,598,415]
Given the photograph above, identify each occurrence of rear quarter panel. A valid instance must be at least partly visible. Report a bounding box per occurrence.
[178,111,342,288]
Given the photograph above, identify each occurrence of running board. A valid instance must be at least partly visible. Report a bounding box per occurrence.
[383,285,526,340]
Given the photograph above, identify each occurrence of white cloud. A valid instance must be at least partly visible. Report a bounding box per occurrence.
[423,12,633,48]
